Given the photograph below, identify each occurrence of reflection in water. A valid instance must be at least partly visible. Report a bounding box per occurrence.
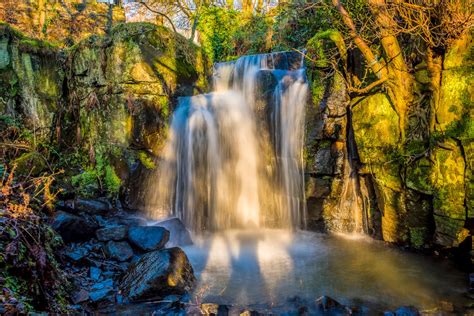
[183,230,467,311]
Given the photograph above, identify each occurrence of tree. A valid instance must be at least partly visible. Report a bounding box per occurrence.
[319,0,473,141]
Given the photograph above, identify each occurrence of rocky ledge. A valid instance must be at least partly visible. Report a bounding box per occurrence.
[51,198,195,312]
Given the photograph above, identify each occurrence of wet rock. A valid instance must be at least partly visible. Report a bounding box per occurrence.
[107,215,148,227]
[90,267,102,281]
[239,311,263,316]
[316,295,342,311]
[51,211,97,243]
[314,148,334,175]
[89,287,114,303]
[72,289,89,304]
[104,241,134,262]
[120,247,195,301]
[156,218,193,247]
[74,198,111,214]
[201,303,230,315]
[440,301,454,312]
[394,306,419,316]
[64,245,89,261]
[96,225,128,241]
[128,226,170,251]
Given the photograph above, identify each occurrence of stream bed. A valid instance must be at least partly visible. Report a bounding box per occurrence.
[183,229,468,312]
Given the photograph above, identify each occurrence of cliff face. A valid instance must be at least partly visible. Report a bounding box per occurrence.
[0,22,210,200]
[0,20,471,256]
[305,33,473,260]
[0,24,63,136]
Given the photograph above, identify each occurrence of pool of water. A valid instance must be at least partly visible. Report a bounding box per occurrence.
[182,229,468,312]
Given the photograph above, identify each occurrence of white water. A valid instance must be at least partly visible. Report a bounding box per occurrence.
[147,52,308,231]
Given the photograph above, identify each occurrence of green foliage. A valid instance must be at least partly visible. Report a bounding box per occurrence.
[71,168,99,198]
[104,165,121,198]
[70,148,123,199]
[138,151,156,169]
[197,7,240,62]
[231,14,273,57]
[272,0,332,51]
[0,167,71,313]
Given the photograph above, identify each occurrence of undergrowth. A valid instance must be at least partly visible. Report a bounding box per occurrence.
[0,165,71,314]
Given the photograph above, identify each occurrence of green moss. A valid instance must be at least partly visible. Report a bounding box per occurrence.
[104,165,121,198]
[12,152,47,176]
[409,227,429,249]
[138,151,156,169]
[307,30,346,68]
[437,63,473,131]
[352,93,400,164]
[71,169,99,198]
[406,157,433,194]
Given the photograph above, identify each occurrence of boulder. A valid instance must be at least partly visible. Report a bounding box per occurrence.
[74,198,111,214]
[104,241,134,262]
[120,247,195,301]
[315,296,346,313]
[96,225,128,241]
[89,279,115,303]
[51,211,97,243]
[393,306,419,316]
[72,289,89,304]
[64,245,89,261]
[128,226,170,251]
[155,218,193,247]
[200,303,230,315]
[90,267,102,281]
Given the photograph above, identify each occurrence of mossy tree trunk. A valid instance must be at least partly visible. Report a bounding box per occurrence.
[332,0,415,141]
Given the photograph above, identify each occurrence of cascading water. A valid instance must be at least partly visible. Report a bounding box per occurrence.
[146,52,308,231]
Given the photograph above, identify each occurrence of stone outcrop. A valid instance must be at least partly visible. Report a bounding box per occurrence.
[305,32,473,257]
[51,211,98,243]
[119,247,196,302]
[127,226,170,251]
[0,24,63,140]
[0,22,210,202]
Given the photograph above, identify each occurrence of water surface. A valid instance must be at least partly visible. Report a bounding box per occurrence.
[183,230,467,311]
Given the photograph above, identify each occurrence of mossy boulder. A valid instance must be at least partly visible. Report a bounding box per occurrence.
[65,23,210,200]
[68,22,209,155]
[12,151,47,176]
[0,24,63,139]
[352,93,400,164]
[437,33,473,137]
[431,140,468,246]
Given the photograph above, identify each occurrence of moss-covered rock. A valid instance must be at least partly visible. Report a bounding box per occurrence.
[0,24,63,139]
[430,140,468,246]
[352,93,400,164]
[64,22,210,200]
[437,33,473,137]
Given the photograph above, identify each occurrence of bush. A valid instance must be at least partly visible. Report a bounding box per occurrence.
[0,165,70,313]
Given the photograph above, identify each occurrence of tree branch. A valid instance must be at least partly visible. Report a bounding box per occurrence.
[348,77,387,94]
[137,1,178,33]
[331,0,387,79]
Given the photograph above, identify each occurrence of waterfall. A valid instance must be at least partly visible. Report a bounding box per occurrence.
[147,52,308,231]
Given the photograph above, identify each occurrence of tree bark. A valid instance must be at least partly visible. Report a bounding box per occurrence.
[367,0,412,141]
[332,0,413,141]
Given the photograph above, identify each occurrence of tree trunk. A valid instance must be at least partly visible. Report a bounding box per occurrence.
[38,0,47,39]
[426,48,443,133]
[106,3,114,35]
[367,0,412,141]
[242,0,253,14]
[256,0,264,12]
